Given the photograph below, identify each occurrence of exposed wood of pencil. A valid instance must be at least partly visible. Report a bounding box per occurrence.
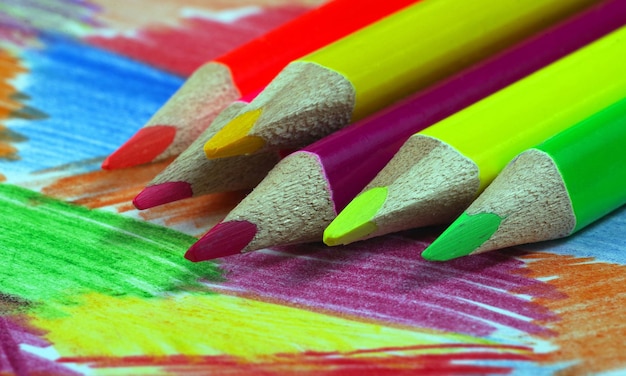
[323,136,480,246]
[424,94,626,261]
[133,102,281,209]
[185,152,336,260]
[203,61,356,157]
[462,149,573,254]
[102,63,239,169]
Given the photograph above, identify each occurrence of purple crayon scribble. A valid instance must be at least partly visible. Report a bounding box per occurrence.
[0,315,80,376]
[217,233,563,337]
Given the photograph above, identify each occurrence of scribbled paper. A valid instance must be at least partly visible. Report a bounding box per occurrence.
[1,1,625,375]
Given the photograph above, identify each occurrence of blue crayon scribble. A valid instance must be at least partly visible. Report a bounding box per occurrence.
[0,34,183,179]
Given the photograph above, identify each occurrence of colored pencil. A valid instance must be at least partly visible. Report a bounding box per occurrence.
[323,24,626,247]
[182,0,626,261]
[100,0,417,170]
[202,0,598,160]
[422,97,626,261]
[132,101,281,209]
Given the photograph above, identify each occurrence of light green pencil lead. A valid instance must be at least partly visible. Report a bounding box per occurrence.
[422,212,503,261]
[323,186,388,246]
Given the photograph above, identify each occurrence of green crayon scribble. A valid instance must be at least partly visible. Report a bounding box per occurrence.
[0,184,223,317]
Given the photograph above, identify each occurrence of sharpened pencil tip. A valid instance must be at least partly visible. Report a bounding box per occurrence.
[323,187,388,246]
[324,221,378,246]
[102,125,176,170]
[204,135,266,159]
[422,212,503,261]
[133,181,193,210]
[204,108,265,159]
[185,220,257,261]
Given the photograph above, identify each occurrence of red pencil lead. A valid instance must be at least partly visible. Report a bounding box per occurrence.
[102,125,176,170]
[133,182,193,210]
[185,220,258,262]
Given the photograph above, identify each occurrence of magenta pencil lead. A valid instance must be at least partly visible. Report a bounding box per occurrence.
[133,182,194,210]
[185,221,258,261]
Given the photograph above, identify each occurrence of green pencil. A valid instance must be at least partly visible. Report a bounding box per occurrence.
[422,97,626,261]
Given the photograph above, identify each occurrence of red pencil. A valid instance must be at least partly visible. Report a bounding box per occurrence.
[102,0,417,170]
[184,0,626,261]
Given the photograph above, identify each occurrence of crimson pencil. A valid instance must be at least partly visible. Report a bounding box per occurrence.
[183,0,626,261]
[102,0,418,170]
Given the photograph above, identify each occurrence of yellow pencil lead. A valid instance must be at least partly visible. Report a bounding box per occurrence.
[204,108,265,158]
[324,187,388,246]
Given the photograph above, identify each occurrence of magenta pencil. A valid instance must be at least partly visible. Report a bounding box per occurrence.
[184,0,626,261]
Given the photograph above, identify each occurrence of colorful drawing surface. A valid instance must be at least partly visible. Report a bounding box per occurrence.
[0,1,625,375]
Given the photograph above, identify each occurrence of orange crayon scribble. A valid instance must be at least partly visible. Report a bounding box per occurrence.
[0,50,34,160]
[0,88,24,116]
[0,125,29,160]
[40,157,246,234]
[139,190,247,235]
[0,52,25,119]
[0,50,44,161]
[41,160,174,210]
[514,252,626,375]
[0,138,18,160]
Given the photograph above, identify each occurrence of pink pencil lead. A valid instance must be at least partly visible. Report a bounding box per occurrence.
[185,220,258,261]
[133,182,194,210]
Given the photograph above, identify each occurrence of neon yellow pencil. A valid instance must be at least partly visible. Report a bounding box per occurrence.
[202,0,597,159]
[324,24,626,246]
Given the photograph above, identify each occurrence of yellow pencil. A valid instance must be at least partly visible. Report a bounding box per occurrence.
[202,0,597,160]
[324,24,626,246]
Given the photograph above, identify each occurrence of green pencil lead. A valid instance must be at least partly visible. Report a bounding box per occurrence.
[324,186,388,246]
[422,212,503,261]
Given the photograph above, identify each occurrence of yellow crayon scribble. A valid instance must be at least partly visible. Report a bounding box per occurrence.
[32,292,493,359]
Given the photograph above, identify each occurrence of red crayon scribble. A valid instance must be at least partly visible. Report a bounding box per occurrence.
[87,5,312,77]
[59,343,540,375]
[514,252,626,375]
[0,23,36,46]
